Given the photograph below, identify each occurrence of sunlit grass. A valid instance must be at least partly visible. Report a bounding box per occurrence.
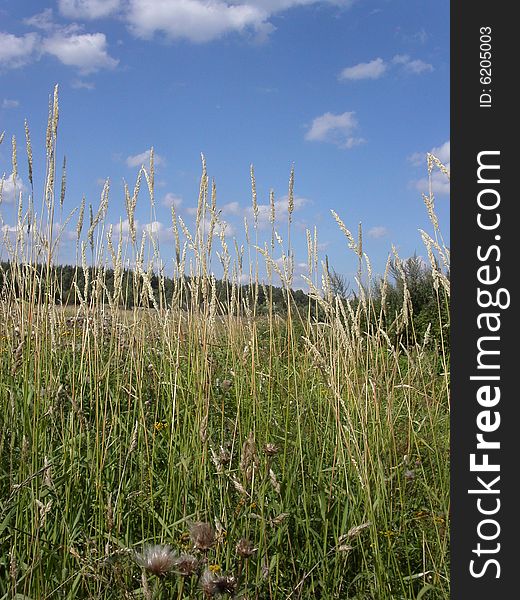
[0,86,450,599]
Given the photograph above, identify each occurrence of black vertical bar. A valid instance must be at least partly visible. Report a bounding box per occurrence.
[451,4,516,598]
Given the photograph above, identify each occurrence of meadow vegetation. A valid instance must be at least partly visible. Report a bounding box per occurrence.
[0,87,450,599]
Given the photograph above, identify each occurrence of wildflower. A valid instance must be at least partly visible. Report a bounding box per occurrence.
[173,553,199,577]
[200,568,237,597]
[379,529,396,538]
[135,544,176,576]
[190,521,216,552]
[236,538,256,559]
[209,563,221,573]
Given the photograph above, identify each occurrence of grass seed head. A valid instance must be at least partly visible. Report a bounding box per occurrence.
[240,431,259,482]
[345,522,371,539]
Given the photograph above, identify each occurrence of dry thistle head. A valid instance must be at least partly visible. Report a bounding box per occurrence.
[264,443,279,457]
[235,538,256,559]
[219,446,231,465]
[190,521,216,552]
[220,379,232,392]
[404,468,416,481]
[173,553,199,577]
[200,569,237,597]
[135,544,176,577]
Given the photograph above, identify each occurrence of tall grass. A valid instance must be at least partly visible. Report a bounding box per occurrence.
[0,87,450,599]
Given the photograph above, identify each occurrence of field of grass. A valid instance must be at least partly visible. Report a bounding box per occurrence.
[0,88,450,599]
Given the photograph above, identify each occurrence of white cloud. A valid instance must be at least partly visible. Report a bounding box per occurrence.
[414,172,450,196]
[271,254,310,288]
[221,201,241,216]
[429,140,450,164]
[409,140,450,167]
[113,218,134,236]
[126,0,266,43]
[338,57,386,80]
[247,194,308,228]
[126,149,165,168]
[13,11,118,74]
[162,192,183,208]
[0,173,26,203]
[408,151,425,167]
[2,99,19,109]
[23,8,57,31]
[1,223,21,234]
[58,0,122,20]
[403,59,434,74]
[398,28,429,45]
[392,54,433,74]
[42,32,119,74]
[199,216,235,238]
[125,0,353,43]
[367,226,388,239]
[0,32,40,69]
[305,111,364,149]
[111,218,173,241]
[338,54,433,83]
[410,140,450,196]
[71,79,96,90]
[190,194,310,234]
[143,220,166,235]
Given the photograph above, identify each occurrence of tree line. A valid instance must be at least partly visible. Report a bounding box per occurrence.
[0,255,449,347]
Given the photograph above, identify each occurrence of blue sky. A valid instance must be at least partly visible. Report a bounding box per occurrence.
[0,0,449,287]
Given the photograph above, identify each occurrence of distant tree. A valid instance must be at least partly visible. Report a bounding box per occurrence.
[329,268,350,299]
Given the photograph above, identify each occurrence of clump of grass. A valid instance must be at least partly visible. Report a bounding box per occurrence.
[0,88,450,599]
